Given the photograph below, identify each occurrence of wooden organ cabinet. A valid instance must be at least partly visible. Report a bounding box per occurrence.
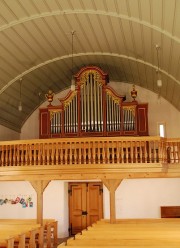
[39,66,148,139]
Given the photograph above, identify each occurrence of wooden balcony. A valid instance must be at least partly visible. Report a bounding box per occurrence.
[0,136,180,181]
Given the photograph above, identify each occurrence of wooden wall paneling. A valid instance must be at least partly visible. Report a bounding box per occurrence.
[137,104,149,136]
[39,109,50,139]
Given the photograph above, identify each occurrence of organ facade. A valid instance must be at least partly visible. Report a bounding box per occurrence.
[39,66,148,139]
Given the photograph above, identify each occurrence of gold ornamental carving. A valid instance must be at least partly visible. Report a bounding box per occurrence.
[64,91,77,109]
[45,90,54,105]
[49,109,62,121]
[80,70,104,88]
[123,106,136,116]
[106,89,121,104]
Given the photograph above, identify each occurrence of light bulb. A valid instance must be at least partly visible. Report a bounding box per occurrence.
[18,102,22,112]
[157,79,162,87]
[71,76,75,91]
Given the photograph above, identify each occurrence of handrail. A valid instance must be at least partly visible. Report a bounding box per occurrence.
[0,136,179,167]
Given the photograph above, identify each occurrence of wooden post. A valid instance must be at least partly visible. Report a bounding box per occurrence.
[102,179,122,223]
[30,180,50,225]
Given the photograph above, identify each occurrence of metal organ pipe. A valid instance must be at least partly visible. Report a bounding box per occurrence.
[87,76,90,131]
[97,84,100,131]
[90,74,94,130]
[100,85,103,131]
[81,86,84,131]
[94,79,97,131]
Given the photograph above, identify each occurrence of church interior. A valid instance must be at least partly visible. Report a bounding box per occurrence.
[0,0,180,247]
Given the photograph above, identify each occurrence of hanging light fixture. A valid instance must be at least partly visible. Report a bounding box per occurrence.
[18,78,23,112]
[71,30,76,91]
[156,44,162,88]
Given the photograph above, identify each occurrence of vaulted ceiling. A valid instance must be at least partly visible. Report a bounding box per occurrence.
[0,0,180,132]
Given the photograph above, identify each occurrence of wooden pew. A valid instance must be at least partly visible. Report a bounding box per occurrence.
[96,218,180,224]
[0,233,25,248]
[0,219,57,248]
[0,224,43,248]
[45,220,58,248]
[62,219,180,248]
[161,206,180,218]
[66,238,180,247]
[61,246,180,248]
[0,236,15,248]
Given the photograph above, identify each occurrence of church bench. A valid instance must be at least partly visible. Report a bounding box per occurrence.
[0,227,42,248]
[61,219,180,248]
[0,224,43,248]
[0,219,57,248]
[161,206,180,218]
[89,223,180,231]
[80,229,180,239]
[60,244,179,248]
[97,218,180,224]
[45,220,58,248]
[66,237,180,246]
[0,236,15,248]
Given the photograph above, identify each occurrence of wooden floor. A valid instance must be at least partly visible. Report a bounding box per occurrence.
[58,219,180,248]
[56,238,69,247]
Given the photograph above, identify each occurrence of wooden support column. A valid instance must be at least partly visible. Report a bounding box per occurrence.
[102,179,122,223]
[30,180,50,225]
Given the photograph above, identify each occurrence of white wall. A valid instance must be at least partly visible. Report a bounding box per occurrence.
[1,178,180,237]
[0,181,36,219]
[122,178,180,218]
[0,125,20,141]
[104,178,180,219]
[20,88,70,140]
[43,181,69,238]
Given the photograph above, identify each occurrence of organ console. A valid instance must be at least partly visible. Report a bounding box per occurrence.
[39,66,148,138]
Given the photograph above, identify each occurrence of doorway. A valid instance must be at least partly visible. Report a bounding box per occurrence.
[68,182,103,235]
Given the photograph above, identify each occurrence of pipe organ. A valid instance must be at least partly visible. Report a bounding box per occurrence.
[39,66,148,138]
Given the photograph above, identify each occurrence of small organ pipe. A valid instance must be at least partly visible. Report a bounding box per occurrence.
[94,79,97,131]
[90,74,94,130]
[81,87,84,131]
[87,76,90,130]
[106,95,109,131]
[97,85,100,131]
[84,82,87,131]
[100,86,103,131]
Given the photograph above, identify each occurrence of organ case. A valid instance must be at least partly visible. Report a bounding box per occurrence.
[39,66,148,138]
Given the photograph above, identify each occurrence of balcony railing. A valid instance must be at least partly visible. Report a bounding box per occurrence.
[0,136,180,167]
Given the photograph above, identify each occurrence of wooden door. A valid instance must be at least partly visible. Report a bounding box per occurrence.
[68,182,103,235]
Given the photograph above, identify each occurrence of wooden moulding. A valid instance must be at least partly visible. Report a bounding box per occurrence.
[1,163,180,181]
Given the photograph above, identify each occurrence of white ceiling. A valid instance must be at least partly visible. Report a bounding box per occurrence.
[0,0,180,132]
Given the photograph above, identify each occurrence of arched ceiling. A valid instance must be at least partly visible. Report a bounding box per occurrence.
[0,0,180,132]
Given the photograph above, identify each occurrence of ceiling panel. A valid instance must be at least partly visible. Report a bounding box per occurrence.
[18,0,40,15]
[139,0,151,24]
[116,0,129,16]
[151,0,163,28]
[0,1,16,23]
[0,0,179,132]
[128,0,140,18]
[163,0,176,34]
[172,82,180,107]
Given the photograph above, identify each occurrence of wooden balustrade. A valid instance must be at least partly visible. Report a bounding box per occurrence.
[0,136,178,167]
[165,138,180,163]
